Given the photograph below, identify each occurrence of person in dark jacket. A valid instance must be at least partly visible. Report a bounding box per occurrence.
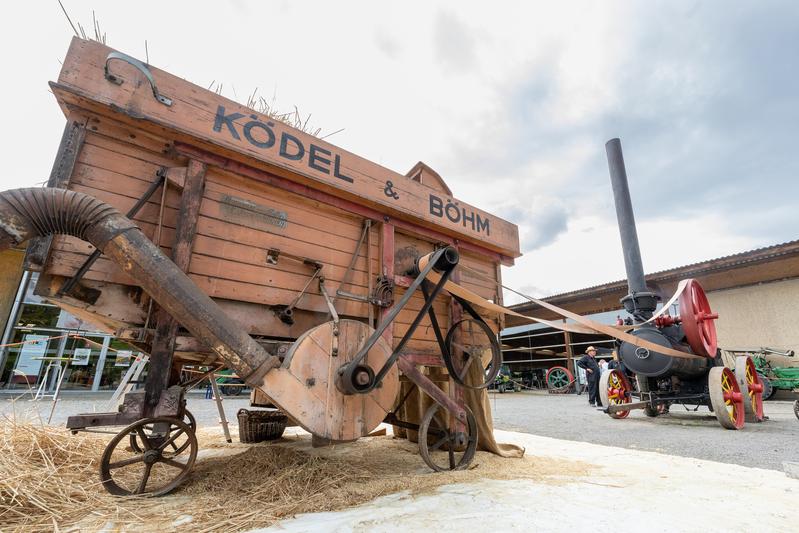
[577,346,602,407]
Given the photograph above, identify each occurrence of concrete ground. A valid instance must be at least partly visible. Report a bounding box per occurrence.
[488,390,799,472]
[257,428,797,533]
[2,391,796,531]
[2,389,796,472]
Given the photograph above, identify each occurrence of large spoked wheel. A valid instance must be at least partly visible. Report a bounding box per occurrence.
[679,279,719,357]
[794,399,799,421]
[600,370,632,419]
[130,409,197,454]
[444,318,502,389]
[545,366,573,392]
[418,403,478,472]
[708,367,745,430]
[100,417,198,496]
[734,356,764,423]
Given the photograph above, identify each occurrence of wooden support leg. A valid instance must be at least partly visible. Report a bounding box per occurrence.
[144,159,207,413]
[209,377,232,443]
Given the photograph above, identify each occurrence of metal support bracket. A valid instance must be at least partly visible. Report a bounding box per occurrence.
[57,170,167,298]
[105,51,173,106]
[337,246,459,395]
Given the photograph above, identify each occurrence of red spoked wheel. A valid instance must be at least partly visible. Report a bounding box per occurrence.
[734,356,764,422]
[599,369,632,419]
[546,366,573,392]
[708,367,745,429]
[679,279,719,357]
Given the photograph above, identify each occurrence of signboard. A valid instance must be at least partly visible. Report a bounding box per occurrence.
[71,348,91,366]
[14,334,49,378]
[114,350,132,367]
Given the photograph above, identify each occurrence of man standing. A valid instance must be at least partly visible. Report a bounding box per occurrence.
[577,346,602,407]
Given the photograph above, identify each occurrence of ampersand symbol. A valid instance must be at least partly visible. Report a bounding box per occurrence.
[384,180,400,200]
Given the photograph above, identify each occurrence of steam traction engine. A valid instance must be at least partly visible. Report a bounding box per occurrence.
[599,139,765,429]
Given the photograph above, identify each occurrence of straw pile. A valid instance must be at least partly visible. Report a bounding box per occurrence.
[0,417,591,532]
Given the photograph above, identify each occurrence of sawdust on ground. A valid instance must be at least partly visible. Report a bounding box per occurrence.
[1,421,593,532]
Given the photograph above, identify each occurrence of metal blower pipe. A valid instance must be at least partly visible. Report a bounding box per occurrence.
[605,138,647,295]
[0,188,280,381]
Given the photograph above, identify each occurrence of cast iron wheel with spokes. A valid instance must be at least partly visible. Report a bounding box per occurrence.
[734,356,764,423]
[636,376,660,417]
[708,366,745,430]
[100,417,198,496]
[545,366,573,391]
[759,373,776,400]
[130,409,197,454]
[600,369,632,419]
[444,318,502,389]
[418,403,478,472]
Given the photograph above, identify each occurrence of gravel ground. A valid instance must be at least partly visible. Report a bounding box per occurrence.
[3,389,797,472]
[489,390,799,472]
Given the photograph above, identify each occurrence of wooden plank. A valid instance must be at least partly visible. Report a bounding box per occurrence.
[24,116,87,271]
[380,223,395,347]
[144,160,206,411]
[52,38,520,258]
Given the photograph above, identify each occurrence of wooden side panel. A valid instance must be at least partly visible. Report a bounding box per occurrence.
[46,117,380,319]
[52,38,520,258]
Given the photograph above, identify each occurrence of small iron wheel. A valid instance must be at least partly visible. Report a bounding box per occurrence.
[545,366,573,391]
[734,356,764,423]
[600,369,632,419]
[100,417,198,496]
[130,409,197,455]
[636,376,660,417]
[418,403,478,472]
[708,367,745,430]
[759,373,776,400]
[444,318,502,389]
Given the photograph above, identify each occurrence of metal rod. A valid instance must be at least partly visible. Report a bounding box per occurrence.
[605,138,647,295]
[57,173,166,296]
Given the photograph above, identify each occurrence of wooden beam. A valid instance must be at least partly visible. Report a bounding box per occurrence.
[144,159,207,411]
[24,116,87,271]
[379,222,395,347]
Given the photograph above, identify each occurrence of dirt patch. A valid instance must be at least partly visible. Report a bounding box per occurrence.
[0,421,593,532]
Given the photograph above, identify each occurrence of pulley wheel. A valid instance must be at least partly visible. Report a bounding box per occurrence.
[100,417,197,496]
[708,367,745,430]
[262,319,398,442]
[599,369,632,419]
[444,318,502,389]
[130,409,196,454]
[734,356,764,423]
[418,403,478,472]
[679,279,718,357]
[545,366,573,391]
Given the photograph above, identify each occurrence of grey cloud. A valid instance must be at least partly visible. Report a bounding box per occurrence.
[433,11,478,73]
[447,2,799,247]
[503,200,569,252]
[375,32,401,59]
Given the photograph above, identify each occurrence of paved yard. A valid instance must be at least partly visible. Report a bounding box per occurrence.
[489,390,798,471]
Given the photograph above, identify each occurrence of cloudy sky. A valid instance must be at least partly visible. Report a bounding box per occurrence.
[1,1,797,304]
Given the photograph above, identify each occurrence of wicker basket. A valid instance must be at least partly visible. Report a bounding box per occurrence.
[237,409,288,443]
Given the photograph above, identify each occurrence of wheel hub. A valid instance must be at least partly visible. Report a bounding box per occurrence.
[143,449,161,464]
